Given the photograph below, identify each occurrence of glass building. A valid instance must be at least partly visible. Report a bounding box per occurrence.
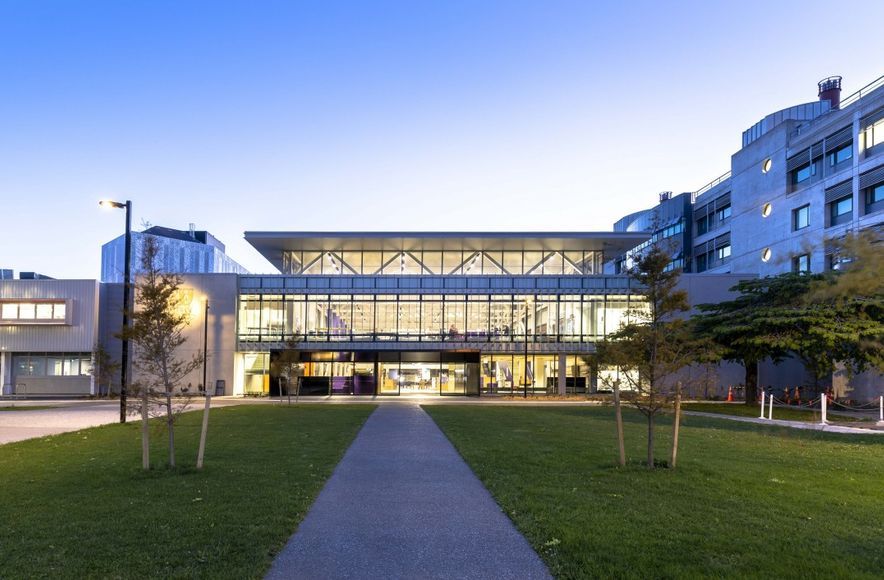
[235,232,648,397]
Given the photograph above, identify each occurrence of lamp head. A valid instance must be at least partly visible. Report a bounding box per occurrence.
[99,199,126,210]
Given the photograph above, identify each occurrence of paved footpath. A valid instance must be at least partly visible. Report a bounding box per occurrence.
[684,411,884,434]
[266,404,551,580]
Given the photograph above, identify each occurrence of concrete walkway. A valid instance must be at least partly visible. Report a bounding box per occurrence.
[266,404,551,580]
[685,411,884,435]
[0,402,123,444]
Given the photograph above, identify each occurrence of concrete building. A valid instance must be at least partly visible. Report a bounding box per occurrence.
[611,74,884,277]
[609,73,884,399]
[101,224,248,283]
[0,279,99,396]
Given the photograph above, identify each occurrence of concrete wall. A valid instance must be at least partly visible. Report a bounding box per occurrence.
[120,273,238,396]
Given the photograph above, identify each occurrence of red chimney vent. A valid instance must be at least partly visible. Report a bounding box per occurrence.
[818,76,842,109]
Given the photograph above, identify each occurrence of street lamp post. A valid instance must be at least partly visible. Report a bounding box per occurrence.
[202,299,209,395]
[100,199,132,423]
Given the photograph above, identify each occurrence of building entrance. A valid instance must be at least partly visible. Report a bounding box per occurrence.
[268,350,481,396]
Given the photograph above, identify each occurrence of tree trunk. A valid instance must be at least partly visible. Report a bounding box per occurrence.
[286,376,292,406]
[166,391,175,468]
[744,360,758,405]
[670,386,682,469]
[141,387,150,470]
[613,380,626,467]
[646,413,655,469]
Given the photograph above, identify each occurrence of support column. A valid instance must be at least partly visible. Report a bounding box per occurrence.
[557,354,566,396]
[0,351,8,395]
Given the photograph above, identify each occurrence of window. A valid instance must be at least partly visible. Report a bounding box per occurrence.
[792,254,811,273]
[0,301,67,323]
[696,216,708,235]
[716,245,731,260]
[793,163,814,184]
[11,353,91,377]
[827,143,852,167]
[696,253,708,273]
[660,221,684,240]
[828,195,853,227]
[863,117,884,151]
[793,205,810,230]
[865,183,884,214]
[663,258,684,273]
[716,204,732,221]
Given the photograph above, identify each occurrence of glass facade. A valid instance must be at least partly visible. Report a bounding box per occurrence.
[238,293,644,343]
[238,234,649,397]
[280,249,603,275]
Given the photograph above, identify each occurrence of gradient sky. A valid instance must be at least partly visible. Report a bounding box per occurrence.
[1,0,882,277]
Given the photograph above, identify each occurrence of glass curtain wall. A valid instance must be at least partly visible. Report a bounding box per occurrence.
[281,250,604,275]
[238,293,645,343]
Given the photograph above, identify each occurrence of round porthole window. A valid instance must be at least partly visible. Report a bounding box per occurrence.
[762,248,772,262]
[762,158,772,173]
[762,203,772,217]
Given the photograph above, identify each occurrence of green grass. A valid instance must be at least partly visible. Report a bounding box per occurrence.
[0,405,58,411]
[0,404,375,579]
[683,402,868,422]
[425,405,884,579]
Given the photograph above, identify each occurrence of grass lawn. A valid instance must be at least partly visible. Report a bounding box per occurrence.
[0,406,59,411]
[0,404,375,579]
[425,405,884,579]
[683,402,868,423]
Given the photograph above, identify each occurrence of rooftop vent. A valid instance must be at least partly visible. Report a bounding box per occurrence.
[658,191,673,203]
[818,76,842,110]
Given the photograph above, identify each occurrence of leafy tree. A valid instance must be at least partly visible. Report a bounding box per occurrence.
[808,230,884,374]
[596,246,700,469]
[120,236,203,469]
[694,275,803,404]
[90,341,120,398]
[696,268,884,402]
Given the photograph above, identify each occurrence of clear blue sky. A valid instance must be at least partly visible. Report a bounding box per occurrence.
[1,0,881,277]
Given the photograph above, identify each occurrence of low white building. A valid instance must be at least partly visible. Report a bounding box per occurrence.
[0,279,99,396]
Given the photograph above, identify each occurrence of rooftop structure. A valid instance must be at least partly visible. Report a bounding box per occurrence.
[101,224,248,283]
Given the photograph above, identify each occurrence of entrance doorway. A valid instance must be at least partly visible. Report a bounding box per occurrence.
[269,350,480,396]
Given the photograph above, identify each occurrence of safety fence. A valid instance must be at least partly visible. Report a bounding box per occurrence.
[758,393,884,425]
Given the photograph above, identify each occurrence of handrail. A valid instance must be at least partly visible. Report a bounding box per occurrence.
[838,73,884,110]
[693,170,732,201]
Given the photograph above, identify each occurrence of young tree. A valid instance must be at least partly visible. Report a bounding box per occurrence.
[90,341,120,398]
[596,246,700,469]
[270,337,304,405]
[121,237,203,469]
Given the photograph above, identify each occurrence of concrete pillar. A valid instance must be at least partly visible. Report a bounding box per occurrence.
[0,351,8,394]
[557,354,567,396]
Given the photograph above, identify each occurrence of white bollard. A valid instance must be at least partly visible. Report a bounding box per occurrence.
[768,393,774,420]
[878,395,883,426]
[820,393,828,425]
[759,393,766,419]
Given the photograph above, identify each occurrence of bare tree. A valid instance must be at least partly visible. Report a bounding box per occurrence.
[121,237,203,469]
[270,337,304,405]
[90,341,120,398]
